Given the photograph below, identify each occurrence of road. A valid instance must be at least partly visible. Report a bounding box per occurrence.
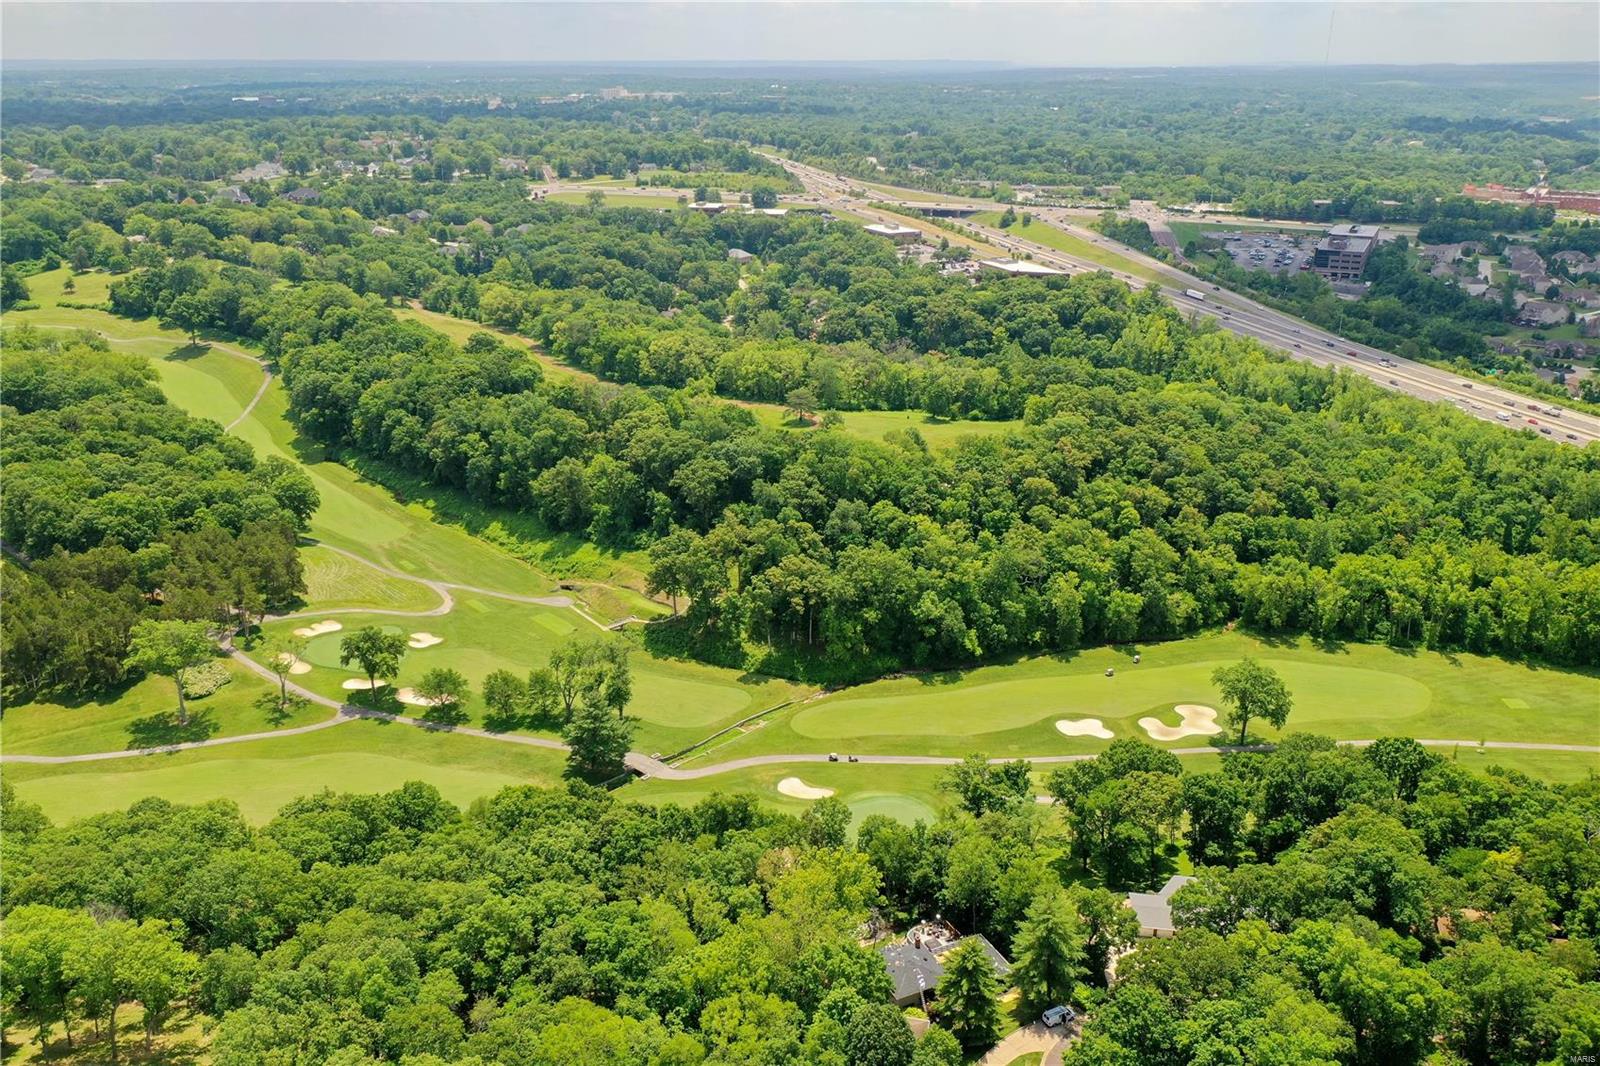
[766,155,1600,447]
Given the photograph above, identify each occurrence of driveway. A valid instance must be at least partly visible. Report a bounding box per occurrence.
[978,1021,1068,1065]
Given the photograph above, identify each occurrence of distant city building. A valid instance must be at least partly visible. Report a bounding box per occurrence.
[1311,224,1379,281]
[1463,183,1600,216]
[865,222,922,244]
[978,257,1066,277]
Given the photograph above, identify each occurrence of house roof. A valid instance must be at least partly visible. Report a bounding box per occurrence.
[877,933,1011,1002]
[1125,875,1195,935]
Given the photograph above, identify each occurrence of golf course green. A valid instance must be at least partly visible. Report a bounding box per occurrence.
[4,275,1595,828]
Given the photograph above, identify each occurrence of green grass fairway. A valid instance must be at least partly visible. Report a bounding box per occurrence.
[3,718,565,824]
[972,212,1161,282]
[623,761,951,828]
[0,658,326,757]
[21,265,118,306]
[297,543,445,612]
[680,631,1600,766]
[255,590,800,755]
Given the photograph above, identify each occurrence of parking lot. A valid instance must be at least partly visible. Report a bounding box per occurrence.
[1211,230,1314,274]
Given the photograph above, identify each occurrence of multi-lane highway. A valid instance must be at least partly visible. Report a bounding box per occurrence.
[766,154,1600,446]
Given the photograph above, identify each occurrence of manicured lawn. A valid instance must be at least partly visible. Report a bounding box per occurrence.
[254,590,805,757]
[623,761,951,828]
[20,264,118,306]
[3,717,566,824]
[297,543,445,612]
[679,631,1600,766]
[1,657,326,757]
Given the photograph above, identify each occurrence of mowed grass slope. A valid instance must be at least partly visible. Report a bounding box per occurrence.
[3,718,566,824]
[677,630,1600,766]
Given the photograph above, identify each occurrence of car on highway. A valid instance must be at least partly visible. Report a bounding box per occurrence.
[1528,419,1539,426]
[1324,341,1335,347]
[1293,343,1301,348]
[1347,350,1358,357]
[1540,427,1552,435]
[1458,381,1473,389]
[1496,412,1511,422]
[1389,379,1399,386]
[1568,433,1579,440]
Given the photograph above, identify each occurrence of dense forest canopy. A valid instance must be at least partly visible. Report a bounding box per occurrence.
[2,733,1596,1065]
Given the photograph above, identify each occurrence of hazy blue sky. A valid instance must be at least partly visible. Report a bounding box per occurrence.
[5,2,1598,66]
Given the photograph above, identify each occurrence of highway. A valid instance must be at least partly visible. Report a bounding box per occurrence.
[766,154,1600,447]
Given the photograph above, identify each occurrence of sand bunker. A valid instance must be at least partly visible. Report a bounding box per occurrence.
[1055,718,1114,739]
[1139,703,1223,741]
[394,687,441,707]
[777,777,836,800]
[273,653,313,676]
[341,678,389,691]
[408,632,443,649]
[292,620,343,638]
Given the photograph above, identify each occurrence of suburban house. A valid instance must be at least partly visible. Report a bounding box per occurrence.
[726,248,754,263]
[877,920,1012,1008]
[212,185,252,205]
[1126,875,1195,938]
[1516,300,1570,328]
[280,187,321,204]
[233,161,285,182]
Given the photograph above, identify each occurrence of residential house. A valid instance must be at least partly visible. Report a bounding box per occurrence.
[234,161,285,182]
[280,187,321,204]
[213,185,253,205]
[726,248,754,263]
[1515,300,1570,328]
[1126,875,1195,938]
[370,225,398,237]
[1505,246,1546,277]
[405,209,432,223]
[877,920,1012,1009]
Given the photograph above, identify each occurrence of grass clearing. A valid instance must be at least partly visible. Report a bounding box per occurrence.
[1,658,326,757]
[3,717,566,824]
[828,409,1024,450]
[547,190,686,209]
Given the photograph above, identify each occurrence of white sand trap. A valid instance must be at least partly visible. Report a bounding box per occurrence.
[777,777,835,800]
[292,620,343,638]
[273,653,313,676]
[1056,718,1114,739]
[393,687,443,707]
[1139,703,1223,741]
[408,632,443,649]
[341,678,389,691]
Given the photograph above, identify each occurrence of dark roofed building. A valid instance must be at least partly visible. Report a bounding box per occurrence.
[877,921,1011,1008]
[280,187,321,204]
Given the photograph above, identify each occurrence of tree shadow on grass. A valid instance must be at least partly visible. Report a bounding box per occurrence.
[253,692,309,727]
[127,710,220,749]
[417,701,470,729]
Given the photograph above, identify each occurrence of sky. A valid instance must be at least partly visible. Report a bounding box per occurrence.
[4,1,1598,67]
